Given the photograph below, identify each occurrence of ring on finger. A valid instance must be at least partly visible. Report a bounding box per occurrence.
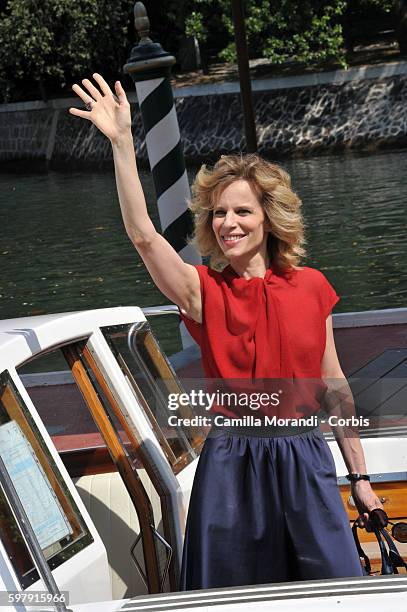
[85,99,94,111]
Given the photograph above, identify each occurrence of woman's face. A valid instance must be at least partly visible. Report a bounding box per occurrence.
[212,179,270,261]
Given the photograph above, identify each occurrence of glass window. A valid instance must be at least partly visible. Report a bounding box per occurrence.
[0,371,93,588]
[18,349,112,478]
[102,322,207,474]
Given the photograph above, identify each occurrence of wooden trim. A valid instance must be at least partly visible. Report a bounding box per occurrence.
[62,345,161,594]
[115,351,177,466]
[1,384,82,541]
[340,482,407,523]
[59,447,117,478]
[81,345,180,590]
[117,348,204,474]
[105,323,206,472]
[340,482,407,572]
[133,326,206,451]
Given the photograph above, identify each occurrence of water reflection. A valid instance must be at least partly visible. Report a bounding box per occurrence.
[286,151,407,312]
[0,149,406,354]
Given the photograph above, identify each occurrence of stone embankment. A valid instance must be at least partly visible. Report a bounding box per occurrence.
[1,61,406,165]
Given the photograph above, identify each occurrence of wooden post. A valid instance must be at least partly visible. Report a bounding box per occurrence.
[231,0,258,152]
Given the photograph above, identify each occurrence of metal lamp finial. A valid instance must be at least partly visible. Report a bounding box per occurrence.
[134,2,152,43]
[124,1,176,77]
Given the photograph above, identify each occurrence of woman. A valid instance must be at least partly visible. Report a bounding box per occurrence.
[70,74,383,589]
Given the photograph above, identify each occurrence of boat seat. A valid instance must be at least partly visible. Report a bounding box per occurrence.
[74,470,163,600]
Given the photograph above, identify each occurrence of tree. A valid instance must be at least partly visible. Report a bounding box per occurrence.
[395,0,407,54]
[0,0,403,103]
[182,0,403,68]
[184,1,347,67]
[0,0,133,102]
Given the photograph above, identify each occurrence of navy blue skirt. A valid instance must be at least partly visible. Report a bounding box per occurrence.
[180,426,363,590]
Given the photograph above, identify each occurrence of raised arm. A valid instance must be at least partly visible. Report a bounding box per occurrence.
[69,73,201,323]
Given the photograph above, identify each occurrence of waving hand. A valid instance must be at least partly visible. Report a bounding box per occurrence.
[69,73,131,143]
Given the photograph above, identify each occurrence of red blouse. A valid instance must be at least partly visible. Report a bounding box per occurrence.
[181,265,339,419]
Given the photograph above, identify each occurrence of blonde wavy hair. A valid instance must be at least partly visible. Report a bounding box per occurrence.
[190,154,306,271]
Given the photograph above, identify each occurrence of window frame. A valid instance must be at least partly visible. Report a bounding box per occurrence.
[0,370,93,589]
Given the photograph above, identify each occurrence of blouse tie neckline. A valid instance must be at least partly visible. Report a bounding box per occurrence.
[223,265,275,284]
[220,264,293,378]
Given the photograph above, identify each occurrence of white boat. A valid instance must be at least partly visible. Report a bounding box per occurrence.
[0,305,406,611]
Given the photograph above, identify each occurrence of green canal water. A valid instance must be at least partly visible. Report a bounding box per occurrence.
[1,149,406,356]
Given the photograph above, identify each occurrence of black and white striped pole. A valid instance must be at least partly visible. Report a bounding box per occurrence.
[124,2,201,270]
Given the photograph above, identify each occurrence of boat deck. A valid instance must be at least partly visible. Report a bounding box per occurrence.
[335,323,407,376]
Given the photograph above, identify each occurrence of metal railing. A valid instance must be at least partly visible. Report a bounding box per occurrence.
[142,305,180,317]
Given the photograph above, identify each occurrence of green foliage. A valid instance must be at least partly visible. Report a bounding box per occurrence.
[187,0,348,67]
[0,0,133,102]
[185,11,207,42]
[260,1,347,67]
[0,0,400,102]
[180,0,399,68]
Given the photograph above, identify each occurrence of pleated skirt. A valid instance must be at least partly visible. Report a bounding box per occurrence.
[180,426,364,590]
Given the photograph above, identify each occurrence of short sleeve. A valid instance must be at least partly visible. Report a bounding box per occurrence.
[319,273,340,318]
[178,265,206,345]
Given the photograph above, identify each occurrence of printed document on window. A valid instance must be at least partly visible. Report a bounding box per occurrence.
[0,420,72,550]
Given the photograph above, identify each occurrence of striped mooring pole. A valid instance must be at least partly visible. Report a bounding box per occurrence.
[124,2,201,269]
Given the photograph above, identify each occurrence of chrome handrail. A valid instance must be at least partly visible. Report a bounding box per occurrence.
[142,305,180,317]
